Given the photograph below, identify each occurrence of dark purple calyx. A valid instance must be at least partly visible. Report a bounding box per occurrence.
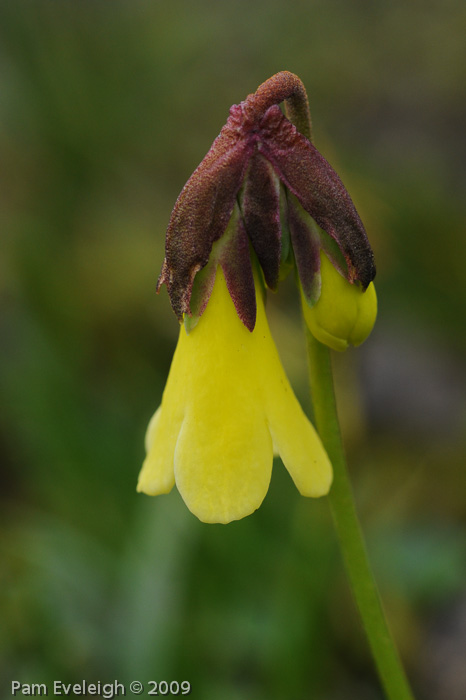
[258,106,375,289]
[185,204,256,332]
[158,72,376,330]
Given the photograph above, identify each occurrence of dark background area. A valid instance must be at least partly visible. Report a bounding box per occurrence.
[1,2,465,699]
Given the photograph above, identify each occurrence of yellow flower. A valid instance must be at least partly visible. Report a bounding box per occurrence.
[138,267,332,523]
[302,251,378,352]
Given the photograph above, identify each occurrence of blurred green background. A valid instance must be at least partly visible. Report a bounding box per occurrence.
[1,2,465,699]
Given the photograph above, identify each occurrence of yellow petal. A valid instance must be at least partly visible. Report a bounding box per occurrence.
[170,267,273,522]
[144,405,161,453]
[139,266,332,523]
[175,404,273,524]
[265,386,333,497]
[137,325,191,495]
[253,291,332,497]
[137,403,176,495]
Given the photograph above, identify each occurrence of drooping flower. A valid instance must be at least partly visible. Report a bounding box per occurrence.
[138,71,377,522]
[138,265,332,523]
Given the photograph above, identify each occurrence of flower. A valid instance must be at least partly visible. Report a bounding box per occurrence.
[302,250,378,352]
[138,72,377,522]
[138,266,332,524]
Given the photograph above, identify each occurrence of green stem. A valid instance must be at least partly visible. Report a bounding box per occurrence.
[305,327,415,700]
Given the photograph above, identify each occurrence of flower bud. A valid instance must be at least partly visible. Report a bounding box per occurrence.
[302,251,377,351]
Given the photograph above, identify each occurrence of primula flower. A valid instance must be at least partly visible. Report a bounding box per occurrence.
[138,72,377,522]
[138,265,332,523]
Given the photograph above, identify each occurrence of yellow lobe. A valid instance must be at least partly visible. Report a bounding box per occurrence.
[302,251,377,352]
[138,267,332,524]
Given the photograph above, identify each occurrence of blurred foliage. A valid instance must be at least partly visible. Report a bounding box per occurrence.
[1,2,465,699]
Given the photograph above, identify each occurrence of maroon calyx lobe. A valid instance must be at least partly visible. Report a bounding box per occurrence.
[157,105,255,320]
[258,105,376,289]
[240,154,281,291]
[286,193,322,306]
[185,203,257,332]
[220,207,257,331]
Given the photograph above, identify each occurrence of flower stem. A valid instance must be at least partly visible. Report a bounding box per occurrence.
[305,328,415,700]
